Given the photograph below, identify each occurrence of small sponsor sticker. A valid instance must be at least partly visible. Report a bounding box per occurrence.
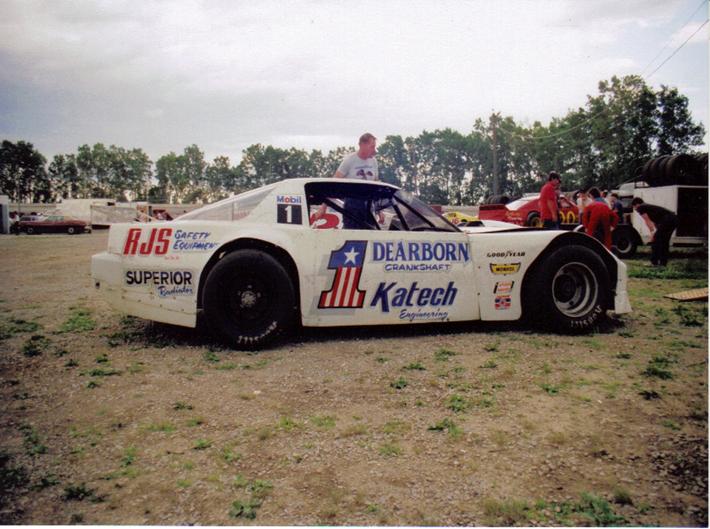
[495,295,512,310]
[489,263,521,275]
[494,281,514,294]
[276,195,302,204]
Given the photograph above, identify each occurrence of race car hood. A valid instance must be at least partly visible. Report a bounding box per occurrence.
[460,220,529,234]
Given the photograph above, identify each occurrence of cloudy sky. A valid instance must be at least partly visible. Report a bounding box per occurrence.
[1,0,707,163]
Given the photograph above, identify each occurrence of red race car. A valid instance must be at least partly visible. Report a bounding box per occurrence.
[478,193,580,228]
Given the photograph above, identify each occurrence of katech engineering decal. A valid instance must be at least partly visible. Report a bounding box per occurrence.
[124,270,194,297]
[489,263,521,275]
[372,240,470,272]
[319,240,457,321]
[123,228,219,255]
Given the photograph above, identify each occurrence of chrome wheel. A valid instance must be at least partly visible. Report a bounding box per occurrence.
[552,261,599,318]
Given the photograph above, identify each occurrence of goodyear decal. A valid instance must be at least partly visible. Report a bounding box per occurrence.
[489,263,521,275]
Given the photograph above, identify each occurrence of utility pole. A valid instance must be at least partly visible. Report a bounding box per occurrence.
[490,112,500,196]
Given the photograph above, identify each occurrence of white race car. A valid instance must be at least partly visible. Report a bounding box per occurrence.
[91,178,632,349]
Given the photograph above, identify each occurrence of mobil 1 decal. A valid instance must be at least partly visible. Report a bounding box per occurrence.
[276,195,303,225]
[124,269,195,297]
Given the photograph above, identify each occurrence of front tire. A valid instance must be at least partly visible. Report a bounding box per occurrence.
[203,250,297,350]
[67,226,76,234]
[527,246,609,333]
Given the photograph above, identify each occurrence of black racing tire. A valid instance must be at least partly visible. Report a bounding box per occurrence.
[612,226,638,258]
[203,249,297,350]
[526,245,610,333]
[526,212,542,228]
[25,226,34,234]
[67,226,76,235]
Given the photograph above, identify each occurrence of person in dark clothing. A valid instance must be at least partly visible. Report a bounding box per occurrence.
[631,197,678,266]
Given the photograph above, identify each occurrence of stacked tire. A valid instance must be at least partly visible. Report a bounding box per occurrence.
[640,153,708,186]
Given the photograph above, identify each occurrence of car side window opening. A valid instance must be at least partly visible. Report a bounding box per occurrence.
[305,182,460,233]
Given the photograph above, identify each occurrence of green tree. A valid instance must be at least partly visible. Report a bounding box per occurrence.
[48,154,81,199]
[656,85,705,155]
[0,140,48,202]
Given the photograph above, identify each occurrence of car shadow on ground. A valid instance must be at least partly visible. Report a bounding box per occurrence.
[116,313,627,353]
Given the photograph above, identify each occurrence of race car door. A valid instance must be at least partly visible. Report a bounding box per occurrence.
[301,181,479,327]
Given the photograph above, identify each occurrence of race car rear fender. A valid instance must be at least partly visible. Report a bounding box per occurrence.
[196,237,302,324]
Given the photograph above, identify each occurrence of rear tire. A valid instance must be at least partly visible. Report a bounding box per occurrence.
[526,246,609,333]
[26,226,34,234]
[203,249,297,350]
[67,226,76,234]
[612,227,638,258]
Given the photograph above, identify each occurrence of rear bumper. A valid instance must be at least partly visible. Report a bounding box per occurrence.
[91,252,197,328]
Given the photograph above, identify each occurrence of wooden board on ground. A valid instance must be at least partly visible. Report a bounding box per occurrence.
[664,287,709,302]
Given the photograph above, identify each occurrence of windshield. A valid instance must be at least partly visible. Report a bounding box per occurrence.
[177,185,275,221]
[305,181,459,232]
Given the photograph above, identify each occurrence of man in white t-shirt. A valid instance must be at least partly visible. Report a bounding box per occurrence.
[313,133,380,227]
[334,132,378,180]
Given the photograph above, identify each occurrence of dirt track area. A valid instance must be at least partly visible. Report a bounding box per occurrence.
[0,231,707,526]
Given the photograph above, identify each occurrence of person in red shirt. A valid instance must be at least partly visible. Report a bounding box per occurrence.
[539,171,561,229]
[582,187,618,250]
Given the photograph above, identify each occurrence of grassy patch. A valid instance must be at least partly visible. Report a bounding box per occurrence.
[19,424,47,456]
[378,442,402,457]
[642,356,675,380]
[230,478,273,519]
[58,308,96,333]
[427,418,462,438]
[21,334,50,357]
[146,422,176,433]
[434,348,457,361]
[310,415,336,429]
[403,362,425,371]
[540,383,560,395]
[193,439,212,450]
[447,394,471,413]
[0,317,41,340]
[390,377,408,390]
